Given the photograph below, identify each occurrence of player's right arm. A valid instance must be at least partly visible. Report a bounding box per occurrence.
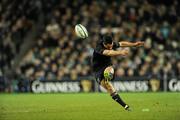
[102,49,129,56]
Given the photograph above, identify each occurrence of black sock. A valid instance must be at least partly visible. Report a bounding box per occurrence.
[111,92,126,107]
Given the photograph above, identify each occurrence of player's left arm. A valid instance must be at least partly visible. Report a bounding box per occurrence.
[119,41,144,47]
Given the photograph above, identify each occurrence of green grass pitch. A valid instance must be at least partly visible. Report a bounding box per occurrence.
[0,93,180,120]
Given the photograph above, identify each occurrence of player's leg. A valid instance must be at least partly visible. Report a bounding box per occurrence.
[101,66,131,111]
[103,66,114,84]
[100,79,130,110]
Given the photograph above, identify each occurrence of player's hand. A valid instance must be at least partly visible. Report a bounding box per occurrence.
[134,41,144,47]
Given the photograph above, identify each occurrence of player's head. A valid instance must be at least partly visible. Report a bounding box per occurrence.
[103,35,113,50]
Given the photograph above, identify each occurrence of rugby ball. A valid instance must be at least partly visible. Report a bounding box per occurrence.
[75,24,88,38]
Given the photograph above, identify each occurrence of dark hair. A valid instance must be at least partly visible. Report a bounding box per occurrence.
[103,35,113,44]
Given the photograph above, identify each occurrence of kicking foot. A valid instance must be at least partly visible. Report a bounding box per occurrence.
[125,105,132,111]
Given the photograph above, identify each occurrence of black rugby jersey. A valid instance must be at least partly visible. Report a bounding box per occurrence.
[92,40,120,72]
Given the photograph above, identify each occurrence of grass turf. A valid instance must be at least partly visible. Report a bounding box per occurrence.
[0,93,180,120]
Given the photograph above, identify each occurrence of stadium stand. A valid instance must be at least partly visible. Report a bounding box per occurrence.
[0,0,180,92]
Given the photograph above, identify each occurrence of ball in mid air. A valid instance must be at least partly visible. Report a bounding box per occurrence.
[75,24,88,39]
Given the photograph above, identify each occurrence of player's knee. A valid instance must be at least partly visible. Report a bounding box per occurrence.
[104,71,113,80]
[104,67,114,80]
